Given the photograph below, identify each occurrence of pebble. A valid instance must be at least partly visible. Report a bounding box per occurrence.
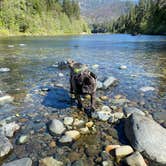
[49,140,56,148]
[115,145,134,159]
[0,95,14,106]
[58,73,64,77]
[102,160,114,166]
[39,157,63,166]
[79,127,90,134]
[48,119,66,135]
[2,158,32,166]
[100,96,109,101]
[65,130,80,140]
[119,65,127,70]
[86,121,94,128]
[18,135,28,144]
[64,117,74,126]
[124,151,147,166]
[73,119,85,128]
[59,135,72,144]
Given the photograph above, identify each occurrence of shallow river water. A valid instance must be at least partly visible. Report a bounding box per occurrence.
[0,34,166,165]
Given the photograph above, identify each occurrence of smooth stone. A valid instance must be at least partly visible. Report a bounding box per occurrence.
[65,130,80,140]
[97,81,103,89]
[115,145,134,158]
[100,96,109,101]
[39,157,63,166]
[97,111,112,121]
[73,119,85,128]
[58,73,64,77]
[102,105,112,112]
[48,119,66,135]
[64,117,74,126]
[59,135,72,144]
[0,95,14,105]
[1,122,20,138]
[79,127,90,134]
[124,152,147,166]
[152,111,166,121]
[125,114,166,164]
[140,86,155,92]
[103,76,118,89]
[0,68,10,72]
[119,65,127,70]
[2,158,32,166]
[123,107,145,117]
[102,160,114,166]
[18,135,28,144]
[86,121,94,128]
[0,134,13,157]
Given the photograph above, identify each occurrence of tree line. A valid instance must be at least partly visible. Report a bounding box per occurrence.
[0,0,89,35]
[91,0,166,35]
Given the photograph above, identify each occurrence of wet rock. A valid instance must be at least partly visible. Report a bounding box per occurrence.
[39,157,63,166]
[72,160,84,166]
[152,111,166,121]
[123,152,147,166]
[64,117,74,126]
[103,76,118,89]
[119,65,127,70]
[0,134,13,157]
[97,111,112,121]
[115,145,134,159]
[59,135,72,144]
[0,68,10,72]
[48,119,66,135]
[86,121,94,128]
[2,158,32,166]
[100,96,109,101]
[1,122,20,138]
[58,73,64,77]
[123,107,145,117]
[140,86,155,92]
[65,130,80,140]
[73,119,85,128]
[18,135,29,144]
[79,127,90,134]
[125,114,166,164]
[0,95,14,106]
[102,160,114,166]
[49,140,56,148]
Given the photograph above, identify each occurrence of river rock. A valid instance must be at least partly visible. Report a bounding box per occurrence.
[0,95,14,106]
[59,135,72,144]
[0,68,10,72]
[152,111,166,121]
[123,152,147,166]
[86,121,94,128]
[103,76,118,89]
[0,134,13,157]
[125,114,166,164]
[1,122,20,138]
[39,157,63,166]
[73,119,85,128]
[48,119,66,135]
[140,86,155,92]
[97,111,112,121]
[102,160,114,166]
[79,127,90,134]
[123,107,145,117]
[119,65,127,70]
[64,117,74,126]
[115,145,134,158]
[2,158,32,166]
[18,135,29,144]
[97,81,103,89]
[65,130,80,140]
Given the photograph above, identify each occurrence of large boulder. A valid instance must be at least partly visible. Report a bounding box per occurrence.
[2,158,32,166]
[125,114,166,164]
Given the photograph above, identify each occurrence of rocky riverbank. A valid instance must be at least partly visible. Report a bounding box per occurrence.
[0,63,166,166]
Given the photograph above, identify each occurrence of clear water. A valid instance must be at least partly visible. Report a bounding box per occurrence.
[0,34,166,116]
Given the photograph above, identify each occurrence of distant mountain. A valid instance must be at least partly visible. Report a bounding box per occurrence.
[77,0,136,23]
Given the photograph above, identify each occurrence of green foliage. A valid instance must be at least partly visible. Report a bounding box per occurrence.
[0,0,89,36]
[91,0,166,35]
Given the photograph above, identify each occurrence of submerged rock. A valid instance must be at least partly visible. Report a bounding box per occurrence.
[0,95,14,106]
[59,135,72,144]
[0,134,13,158]
[123,152,147,166]
[64,117,74,126]
[119,65,127,70]
[1,122,20,138]
[103,76,118,89]
[65,130,80,140]
[125,114,166,164]
[39,157,63,166]
[2,158,32,166]
[48,119,66,135]
[18,135,29,144]
[140,86,155,92]
[0,68,10,72]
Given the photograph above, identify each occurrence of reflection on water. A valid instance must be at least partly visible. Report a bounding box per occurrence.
[0,34,166,114]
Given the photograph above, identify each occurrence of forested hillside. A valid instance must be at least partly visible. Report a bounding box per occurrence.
[92,0,166,35]
[78,0,134,23]
[0,0,90,36]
